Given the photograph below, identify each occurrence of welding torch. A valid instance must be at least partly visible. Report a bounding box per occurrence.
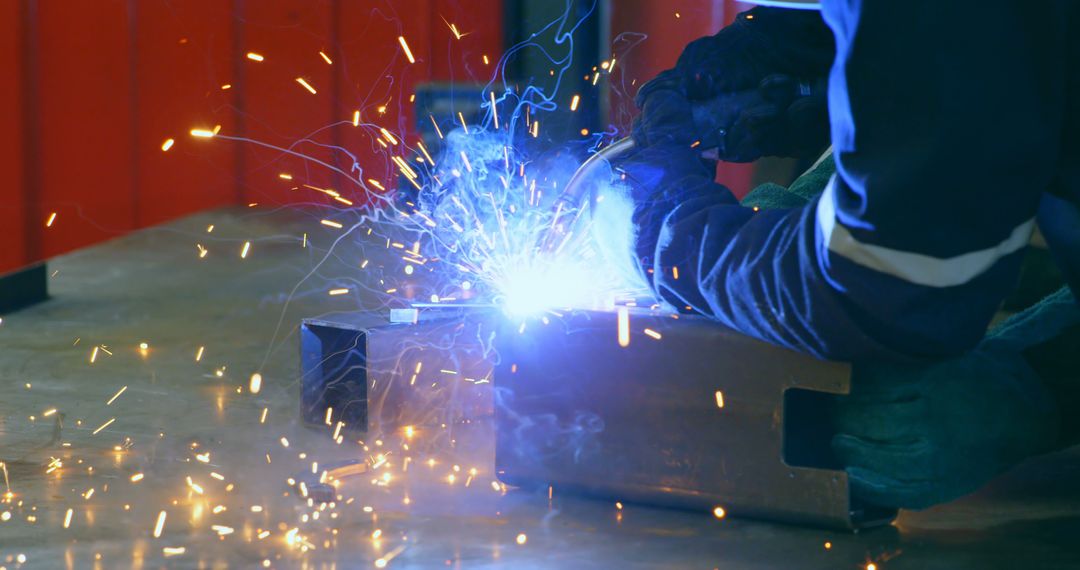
[537,81,815,253]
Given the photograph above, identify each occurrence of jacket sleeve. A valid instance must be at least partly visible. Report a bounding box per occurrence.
[643,0,1067,361]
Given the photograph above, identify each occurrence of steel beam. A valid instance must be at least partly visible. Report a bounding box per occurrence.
[299,308,896,529]
[493,309,897,530]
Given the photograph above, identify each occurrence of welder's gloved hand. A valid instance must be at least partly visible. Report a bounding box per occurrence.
[832,350,1060,510]
[673,8,832,100]
[631,70,699,148]
[722,75,829,162]
[636,7,834,106]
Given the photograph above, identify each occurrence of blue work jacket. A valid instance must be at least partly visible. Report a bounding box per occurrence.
[646,1,1080,361]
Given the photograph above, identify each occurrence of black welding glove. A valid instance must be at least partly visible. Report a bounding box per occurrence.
[833,287,1080,510]
[721,74,830,163]
[631,69,699,148]
[633,7,833,148]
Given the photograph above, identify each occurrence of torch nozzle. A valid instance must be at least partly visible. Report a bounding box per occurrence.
[537,137,637,254]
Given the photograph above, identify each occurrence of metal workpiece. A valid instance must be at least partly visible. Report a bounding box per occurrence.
[300,309,496,437]
[493,309,897,530]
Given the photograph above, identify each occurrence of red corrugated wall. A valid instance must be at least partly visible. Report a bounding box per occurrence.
[0,0,26,273]
[3,0,753,276]
[0,0,502,275]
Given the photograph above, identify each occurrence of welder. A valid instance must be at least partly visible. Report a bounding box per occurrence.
[629,1,1080,510]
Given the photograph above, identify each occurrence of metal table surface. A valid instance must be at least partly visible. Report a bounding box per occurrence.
[1,208,1078,569]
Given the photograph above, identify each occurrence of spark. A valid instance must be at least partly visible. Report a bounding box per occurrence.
[352,110,360,126]
[367,179,386,191]
[186,476,204,494]
[490,91,499,129]
[163,547,186,557]
[161,138,175,151]
[246,52,264,62]
[617,307,630,347]
[43,408,57,417]
[190,128,215,138]
[91,418,115,435]
[63,508,73,529]
[715,390,724,408]
[45,212,57,227]
[380,128,399,145]
[321,220,344,229]
[672,266,680,280]
[444,18,467,39]
[643,328,662,340]
[569,94,580,111]
[712,506,726,519]
[249,373,262,394]
[195,346,205,362]
[130,473,144,482]
[430,115,444,138]
[106,385,128,405]
[417,141,435,164]
[319,50,333,64]
[328,288,349,296]
[398,36,416,63]
[153,510,167,538]
[296,77,318,94]
[1,462,9,497]
[240,241,251,258]
[516,533,527,545]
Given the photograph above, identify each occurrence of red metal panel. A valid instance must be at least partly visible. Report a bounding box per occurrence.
[0,0,26,274]
[133,0,238,227]
[35,0,137,258]
[237,0,339,207]
[3,0,500,270]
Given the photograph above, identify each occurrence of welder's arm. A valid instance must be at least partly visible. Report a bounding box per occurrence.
[642,1,1063,361]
